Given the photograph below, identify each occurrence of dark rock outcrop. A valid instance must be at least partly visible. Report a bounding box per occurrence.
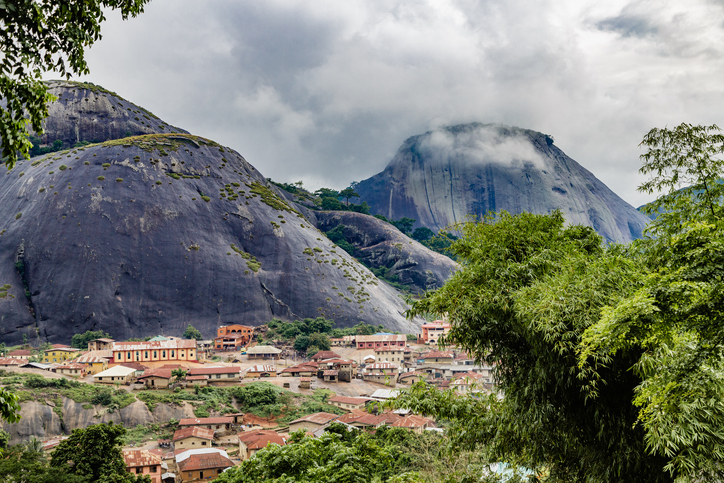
[29,80,187,148]
[355,123,650,243]
[0,133,422,344]
[315,211,457,294]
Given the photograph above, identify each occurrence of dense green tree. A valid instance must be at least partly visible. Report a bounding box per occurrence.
[233,383,278,407]
[294,335,311,352]
[50,422,150,482]
[401,210,670,482]
[309,332,331,351]
[321,196,344,210]
[214,430,413,483]
[411,227,435,242]
[340,187,360,206]
[578,123,724,479]
[0,0,150,168]
[0,443,89,483]
[183,324,203,340]
[393,217,416,235]
[70,330,112,349]
[171,368,187,381]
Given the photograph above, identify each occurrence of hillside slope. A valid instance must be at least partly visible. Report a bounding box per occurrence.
[355,123,650,243]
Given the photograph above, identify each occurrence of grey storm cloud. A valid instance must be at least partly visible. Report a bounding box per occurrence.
[70,0,724,207]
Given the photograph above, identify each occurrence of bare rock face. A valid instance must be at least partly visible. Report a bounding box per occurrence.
[0,398,198,444]
[315,211,457,294]
[0,132,422,344]
[355,123,650,243]
[29,81,187,148]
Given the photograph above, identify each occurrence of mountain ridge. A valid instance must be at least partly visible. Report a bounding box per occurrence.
[354,123,650,243]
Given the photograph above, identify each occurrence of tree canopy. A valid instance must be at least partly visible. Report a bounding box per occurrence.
[392,123,724,481]
[0,0,150,168]
[71,329,112,349]
[50,422,150,482]
[183,324,203,340]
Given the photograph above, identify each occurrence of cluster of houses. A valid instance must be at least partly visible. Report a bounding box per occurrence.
[113,392,437,483]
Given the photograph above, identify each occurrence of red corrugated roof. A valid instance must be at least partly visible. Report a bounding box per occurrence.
[137,368,173,380]
[311,351,341,360]
[238,430,286,450]
[177,453,233,472]
[329,396,370,405]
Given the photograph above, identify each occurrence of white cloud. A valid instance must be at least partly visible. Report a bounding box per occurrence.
[66,0,724,207]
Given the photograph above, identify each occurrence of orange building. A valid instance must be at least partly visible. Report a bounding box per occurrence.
[214,324,254,350]
[112,339,197,364]
[419,321,451,344]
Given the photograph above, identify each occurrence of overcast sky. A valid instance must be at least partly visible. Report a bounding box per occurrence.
[68,0,724,207]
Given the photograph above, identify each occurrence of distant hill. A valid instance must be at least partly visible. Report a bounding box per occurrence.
[355,123,650,243]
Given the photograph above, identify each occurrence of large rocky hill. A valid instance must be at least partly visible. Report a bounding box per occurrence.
[0,84,426,344]
[355,123,650,243]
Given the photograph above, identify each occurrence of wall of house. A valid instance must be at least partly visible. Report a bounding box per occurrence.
[129,465,162,483]
[143,377,171,389]
[288,421,324,433]
[95,374,133,384]
[175,436,212,450]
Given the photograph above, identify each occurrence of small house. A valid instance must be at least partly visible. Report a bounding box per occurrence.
[172,427,214,450]
[244,365,277,378]
[138,368,174,389]
[7,349,32,360]
[328,396,371,412]
[299,377,312,389]
[288,412,339,433]
[238,430,286,460]
[175,448,233,482]
[179,417,234,432]
[246,345,282,360]
[123,449,165,483]
[186,366,241,385]
[93,365,136,384]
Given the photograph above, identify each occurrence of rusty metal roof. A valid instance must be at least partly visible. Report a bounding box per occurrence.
[123,449,162,468]
[177,452,233,472]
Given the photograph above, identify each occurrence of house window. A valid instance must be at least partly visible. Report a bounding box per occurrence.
[153,351,157,358]
[171,350,175,358]
[202,441,207,445]
[216,374,221,379]
[151,466,157,473]
[145,351,148,358]
[162,350,166,358]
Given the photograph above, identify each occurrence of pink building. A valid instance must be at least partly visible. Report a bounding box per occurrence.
[355,334,406,349]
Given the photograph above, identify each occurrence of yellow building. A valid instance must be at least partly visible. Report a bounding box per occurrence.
[43,348,80,364]
[73,355,109,375]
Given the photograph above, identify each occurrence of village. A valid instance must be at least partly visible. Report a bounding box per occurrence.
[0,321,495,483]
